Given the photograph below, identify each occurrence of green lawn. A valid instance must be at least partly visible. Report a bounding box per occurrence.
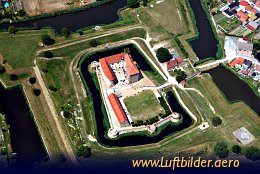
[48,28,146,59]
[124,90,164,121]
[37,58,77,112]
[0,30,48,69]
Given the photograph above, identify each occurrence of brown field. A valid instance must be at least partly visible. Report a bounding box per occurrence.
[22,0,96,16]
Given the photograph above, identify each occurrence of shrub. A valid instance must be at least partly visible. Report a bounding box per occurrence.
[42,68,48,73]
[156,47,172,63]
[212,116,222,127]
[41,34,55,45]
[0,65,6,74]
[245,146,260,161]
[89,39,99,47]
[49,85,58,92]
[10,74,18,81]
[231,145,241,154]
[33,88,41,96]
[44,51,54,58]
[29,77,37,84]
[214,142,229,158]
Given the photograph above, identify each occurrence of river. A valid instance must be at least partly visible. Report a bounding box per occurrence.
[0,84,47,167]
[0,0,127,33]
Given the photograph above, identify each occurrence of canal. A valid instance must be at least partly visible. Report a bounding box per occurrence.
[80,44,193,147]
[207,67,260,114]
[188,0,218,59]
[187,0,260,115]
[0,0,127,33]
[0,84,47,167]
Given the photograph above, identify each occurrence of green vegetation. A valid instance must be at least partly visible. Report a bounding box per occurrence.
[29,77,37,84]
[48,28,146,59]
[214,141,229,158]
[156,47,172,63]
[41,34,55,45]
[33,88,41,96]
[124,90,164,122]
[211,116,222,127]
[231,145,241,154]
[61,28,70,38]
[127,0,140,8]
[43,51,54,58]
[245,146,260,161]
[174,69,187,83]
[0,65,6,74]
[0,30,47,69]
[89,39,99,47]
[8,26,16,34]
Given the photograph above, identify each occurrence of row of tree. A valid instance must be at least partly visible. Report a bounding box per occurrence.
[214,142,260,161]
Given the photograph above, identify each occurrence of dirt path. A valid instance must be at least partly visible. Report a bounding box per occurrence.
[36,24,142,55]
[33,60,78,165]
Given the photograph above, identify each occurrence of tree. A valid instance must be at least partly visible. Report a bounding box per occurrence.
[10,74,18,81]
[49,85,58,92]
[245,146,260,161]
[78,31,83,36]
[89,39,99,47]
[124,47,131,54]
[231,145,241,154]
[33,88,41,96]
[0,65,6,74]
[142,0,148,6]
[29,77,37,84]
[212,116,222,127]
[214,142,229,158]
[61,28,70,38]
[77,146,92,158]
[156,47,172,63]
[8,26,16,34]
[174,69,187,83]
[41,34,55,45]
[43,51,54,58]
[17,10,26,17]
[127,0,140,8]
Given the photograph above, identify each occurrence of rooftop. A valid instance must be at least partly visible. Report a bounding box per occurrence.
[108,93,128,125]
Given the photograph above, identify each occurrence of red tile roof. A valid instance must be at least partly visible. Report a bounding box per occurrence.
[108,93,128,125]
[124,53,140,76]
[237,11,249,22]
[240,1,249,6]
[247,24,257,31]
[230,57,245,68]
[99,53,140,80]
[237,57,245,65]
[166,59,178,70]
[245,5,253,11]
[176,57,183,64]
[104,54,123,64]
[100,58,115,81]
[230,60,237,68]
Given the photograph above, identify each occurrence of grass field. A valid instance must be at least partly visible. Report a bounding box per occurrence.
[0,30,48,69]
[141,0,187,35]
[124,90,164,121]
[47,28,146,59]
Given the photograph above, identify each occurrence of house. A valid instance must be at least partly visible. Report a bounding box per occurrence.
[230,57,245,68]
[99,53,141,86]
[236,10,249,22]
[247,20,259,31]
[108,93,129,127]
[223,1,240,17]
[166,59,178,70]
[243,59,252,69]
[165,57,183,71]
[237,40,253,58]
